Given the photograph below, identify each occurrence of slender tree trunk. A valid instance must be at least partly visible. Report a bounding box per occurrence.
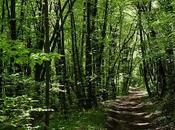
[80,1,86,66]
[8,0,17,74]
[54,0,68,116]
[17,0,25,37]
[43,0,50,129]
[5,0,10,19]
[1,0,5,32]
[10,0,16,40]
[86,0,94,108]
[91,0,98,107]
[35,1,45,82]
[157,59,166,97]
[122,42,136,95]
[96,0,109,91]
[138,4,151,96]
[0,0,5,98]
[24,38,32,76]
[69,0,86,108]
[0,49,3,98]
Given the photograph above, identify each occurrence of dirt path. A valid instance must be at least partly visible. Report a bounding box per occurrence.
[105,88,160,130]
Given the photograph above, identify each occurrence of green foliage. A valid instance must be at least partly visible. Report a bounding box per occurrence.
[47,109,106,130]
[0,35,29,63]
[162,94,175,120]
[0,95,39,130]
[30,52,62,68]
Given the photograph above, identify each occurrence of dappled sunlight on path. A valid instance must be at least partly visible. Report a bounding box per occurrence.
[105,88,161,130]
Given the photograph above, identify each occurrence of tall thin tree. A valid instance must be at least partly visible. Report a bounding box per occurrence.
[43,0,50,129]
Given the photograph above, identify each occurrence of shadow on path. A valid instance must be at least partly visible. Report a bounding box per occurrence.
[105,88,161,130]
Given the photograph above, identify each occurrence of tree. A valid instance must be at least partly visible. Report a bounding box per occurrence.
[43,0,50,129]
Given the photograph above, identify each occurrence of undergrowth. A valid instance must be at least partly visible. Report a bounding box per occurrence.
[38,108,106,130]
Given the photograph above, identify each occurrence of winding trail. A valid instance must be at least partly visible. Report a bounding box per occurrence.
[105,88,161,130]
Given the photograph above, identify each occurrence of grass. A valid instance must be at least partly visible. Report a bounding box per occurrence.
[46,108,106,130]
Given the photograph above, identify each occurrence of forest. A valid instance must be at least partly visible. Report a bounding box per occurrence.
[0,0,175,130]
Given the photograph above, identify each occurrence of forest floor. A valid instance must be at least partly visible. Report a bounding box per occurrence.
[47,87,174,130]
[104,87,167,130]
[48,107,106,130]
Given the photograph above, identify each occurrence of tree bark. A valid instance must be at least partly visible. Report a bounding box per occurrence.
[137,4,151,97]
[69,0,86,108]
[43,0,50,129]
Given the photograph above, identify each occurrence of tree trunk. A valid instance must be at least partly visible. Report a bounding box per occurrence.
[86,0,94,108]
[10,0,16,40]
[0,49,3,98]
[43,0,50,129]
[69,0,86,108]
[1,0,5,33]
[137,4,151,97]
